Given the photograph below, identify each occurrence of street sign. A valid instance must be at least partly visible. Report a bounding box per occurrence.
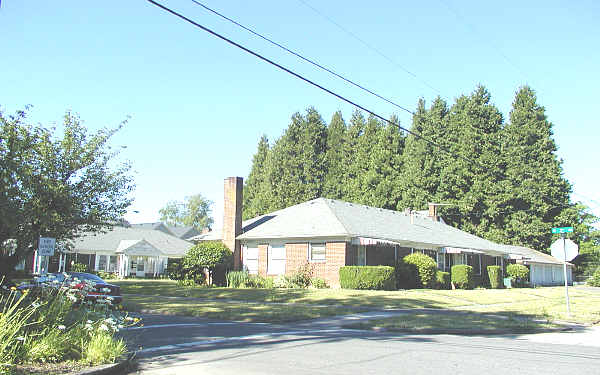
[38,237,56,257]
[551,227,573,234]
[550,238,578,261]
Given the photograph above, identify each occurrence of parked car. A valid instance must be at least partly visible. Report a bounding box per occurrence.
[18,272,122,304]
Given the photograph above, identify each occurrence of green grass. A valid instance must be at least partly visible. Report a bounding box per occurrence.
[115,280,600,324]
[345,312,560,333]
[122,295,368,323]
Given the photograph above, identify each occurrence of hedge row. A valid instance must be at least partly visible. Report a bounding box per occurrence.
[339,266,396,290]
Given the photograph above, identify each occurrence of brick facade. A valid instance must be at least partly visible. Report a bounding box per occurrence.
[282,242,347,287]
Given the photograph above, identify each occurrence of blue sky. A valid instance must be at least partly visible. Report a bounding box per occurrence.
[1,0,598,230]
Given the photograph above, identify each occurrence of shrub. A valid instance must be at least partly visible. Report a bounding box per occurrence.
[166,258,185,281]
[451,265,474,289]
[403,253,437,288]
[339,266,396,290]
[287,262,314,289]
[506,264,529,287]
[183,242,233,285]
[487,265,503,289]
[311,277,329,289]
[587,268,600,287]
[71,263,88,272]
[394,260,418,289]
[435,271,451,290]
[227,271,251,288]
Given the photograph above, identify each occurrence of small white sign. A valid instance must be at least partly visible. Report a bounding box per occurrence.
[38,237,56,257]
[550,238,579,262]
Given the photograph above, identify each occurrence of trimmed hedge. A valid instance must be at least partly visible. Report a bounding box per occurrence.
[588,268,600,287]
[451,264,474,289]
[339,266,396,290]
[403,253,437,288]
[435,271,451,290]
[487,265,503,289]
[506,264,529,287]
[394,260,418,289]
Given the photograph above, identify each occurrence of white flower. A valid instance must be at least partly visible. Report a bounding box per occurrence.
[87,320,93,324]
[68,295,77,302]
[99,324,109,331]
[57,325,66,330]
[2,285,7,290]
[85,323,93,330]
[117,324,124,329]
[31,302,40,308]
[125,317,134,321]
[16,337,25,341]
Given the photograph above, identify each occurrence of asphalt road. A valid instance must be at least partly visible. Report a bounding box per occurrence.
[123,314,600,375]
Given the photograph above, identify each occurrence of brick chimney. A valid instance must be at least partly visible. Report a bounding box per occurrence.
[428,203,438,222]
[223,177,243,270]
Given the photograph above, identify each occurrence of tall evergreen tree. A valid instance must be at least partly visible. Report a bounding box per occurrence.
[264,107,327,211]
[500,86,573,250]
[399,97,451,211]
[323,111,346,199]
[243,135,270,219]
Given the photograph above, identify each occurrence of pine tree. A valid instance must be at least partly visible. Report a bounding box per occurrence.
[323,111,346,199]
[500,86,573,250]
[264,108,327,210]
[243,135,270,219]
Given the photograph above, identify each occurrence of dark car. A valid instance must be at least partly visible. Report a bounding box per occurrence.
[19,272,122,304]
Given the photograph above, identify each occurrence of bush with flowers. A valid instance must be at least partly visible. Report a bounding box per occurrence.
[0,274,139,373]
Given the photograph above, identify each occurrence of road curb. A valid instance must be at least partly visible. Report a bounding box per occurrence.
[66,353,135,375]
[347,326,574,336]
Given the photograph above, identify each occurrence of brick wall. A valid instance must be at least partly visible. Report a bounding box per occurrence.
[223,177,243,269]
[285,242,347,287]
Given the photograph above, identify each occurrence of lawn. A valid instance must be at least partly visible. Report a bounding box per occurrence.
[344,312,560,333]
[115,280,600,324]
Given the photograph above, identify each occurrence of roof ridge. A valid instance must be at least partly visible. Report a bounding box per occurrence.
[320,198,353,237]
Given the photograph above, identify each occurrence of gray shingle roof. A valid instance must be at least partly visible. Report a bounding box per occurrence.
[500,244,569,266]
[238,198,507,255]
[70,226,193,257]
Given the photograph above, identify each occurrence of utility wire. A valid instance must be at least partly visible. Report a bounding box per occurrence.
[297,0,442,97]
[146,0,481,167]
[190,0,415,115]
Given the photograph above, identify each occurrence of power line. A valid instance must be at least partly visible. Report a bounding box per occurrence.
[146,0,481,168]
[297,0,442,97]
[190,0,415,115]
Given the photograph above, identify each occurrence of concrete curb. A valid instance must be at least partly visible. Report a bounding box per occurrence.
[66,353,135,375]
[343,325,574,336]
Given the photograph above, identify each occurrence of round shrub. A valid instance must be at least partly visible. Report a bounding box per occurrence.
[394,260,418,289]
[587,268,600,287]
[487,265,503,289]
[451,264,474,289]
[435,271,451,290]
[506,264,529,287]
[403,253,437,288]
[339,266,396,290]
[184,242,233,285]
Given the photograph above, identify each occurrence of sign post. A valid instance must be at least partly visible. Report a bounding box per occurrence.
[37,237,56,275]
[550,227,577,316]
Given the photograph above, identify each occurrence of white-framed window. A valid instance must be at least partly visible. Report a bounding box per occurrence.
[243,246,259,274]
[466,253,482,275]
[309,243,326,262]
[97,255,107,271]
[436,252,445,271]
[268,245,286,275]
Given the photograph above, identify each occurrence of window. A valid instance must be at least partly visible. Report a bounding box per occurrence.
[268,245,286,275]
[243,246,259,274]
[436,252,445,271]
[466,254,481,275]
[98,255,107,271]
[310,243,326,261]
[109,256,118,272]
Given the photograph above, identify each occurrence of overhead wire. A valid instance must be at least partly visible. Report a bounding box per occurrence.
[146,0,481,168]
[297,0,442,97]
[190,0,415,116]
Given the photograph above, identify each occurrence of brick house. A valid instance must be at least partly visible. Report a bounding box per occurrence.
[199,177,514,287]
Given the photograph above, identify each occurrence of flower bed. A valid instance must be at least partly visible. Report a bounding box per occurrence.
[0,274,139,374]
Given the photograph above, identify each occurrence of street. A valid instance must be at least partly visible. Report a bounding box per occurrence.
[123,314,600,375]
